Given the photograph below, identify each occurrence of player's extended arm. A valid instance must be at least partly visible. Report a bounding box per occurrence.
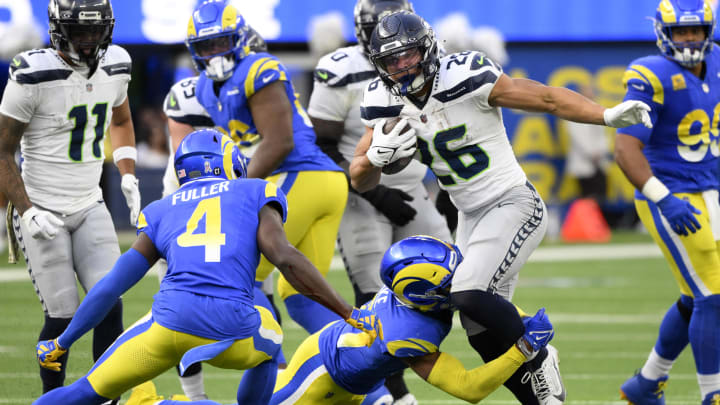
[168,118,195,154]
[257,204,379,339]
[489,74,651,128]
[111,97,141,225]
[615,133,701,235]
[247,81,295,179]
[0,113,31,213]
[406,347,526,404]
[349,126,382,193]
[37,233,160,370]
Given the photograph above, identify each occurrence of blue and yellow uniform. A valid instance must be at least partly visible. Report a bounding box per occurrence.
[195,50,349,333]
[619,44,720,299]
[270,287,452,404]
[79,178,287,401]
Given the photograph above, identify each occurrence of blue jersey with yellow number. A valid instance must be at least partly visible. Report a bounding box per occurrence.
[196,52,340,174]
[618,45,720,195]
[137,177,288,340]
[318,287,452,394]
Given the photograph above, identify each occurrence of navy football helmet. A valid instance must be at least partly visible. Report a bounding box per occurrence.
[354,0,414,57]
[654,0,716,67]
[380,235,463,312]
[175,129,247,186]
[48,0,115,71]
[185,0,250,82]
[369,11,439,96]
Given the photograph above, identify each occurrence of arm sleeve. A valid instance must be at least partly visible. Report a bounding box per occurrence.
[426,346,526,403]
[57,248,150,348]
[0,79,36,123]
[616,65,662,143]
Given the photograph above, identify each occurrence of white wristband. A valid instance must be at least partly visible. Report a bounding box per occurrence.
[641,176,670,203]
[112,146,137,165]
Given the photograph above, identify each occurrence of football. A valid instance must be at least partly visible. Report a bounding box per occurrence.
[381,117,415,175]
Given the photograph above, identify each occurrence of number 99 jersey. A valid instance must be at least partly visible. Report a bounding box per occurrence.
[618,45,720,193]
[360,51,527,213]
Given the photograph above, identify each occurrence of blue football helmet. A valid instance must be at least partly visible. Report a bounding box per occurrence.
[175,129,247,186]
[654,0,716,67]
[185,0,250,81]
[380,235,463,312]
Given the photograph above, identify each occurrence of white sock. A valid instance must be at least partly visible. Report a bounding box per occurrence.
[698,372,720,398]
[179,371,206,401]
[640,348,674,380]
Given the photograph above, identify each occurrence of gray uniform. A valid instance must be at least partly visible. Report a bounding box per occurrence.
[309,45,451,295]
[0,46,130,317]
[360,51,547,335]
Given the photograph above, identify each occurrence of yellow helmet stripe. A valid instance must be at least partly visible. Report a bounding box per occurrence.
[187,14,198,38]
[658,0,677,24]
[703,0,713,23]
[221,4,239,30]
[221,135,235,180]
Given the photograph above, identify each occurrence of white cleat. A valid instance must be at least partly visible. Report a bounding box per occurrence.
[529,344,566,404]
[393,393,418,405]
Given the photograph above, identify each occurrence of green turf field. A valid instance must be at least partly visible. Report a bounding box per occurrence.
[0,231,704,404]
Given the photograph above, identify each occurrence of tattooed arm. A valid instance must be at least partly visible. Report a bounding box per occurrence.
[0,113,30,214]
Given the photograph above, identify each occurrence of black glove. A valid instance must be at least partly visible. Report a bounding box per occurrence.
[435,189,458,233]
[361,184,416,226]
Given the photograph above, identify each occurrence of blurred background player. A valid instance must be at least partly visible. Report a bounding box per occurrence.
[351,11,653,405]
[0,0,139,397]
[129,235,557,405]
[33,129,378,405]
[614,1,720,404]
[157,24,277,400]
[308,0,451,403]
[186,0,349,336]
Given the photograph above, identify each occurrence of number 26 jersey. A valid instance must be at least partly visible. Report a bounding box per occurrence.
[360,51,527,213]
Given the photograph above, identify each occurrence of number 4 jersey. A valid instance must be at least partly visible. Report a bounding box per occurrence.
[360,51,527,213]
[618,45,720,194]
[0,46,131,215]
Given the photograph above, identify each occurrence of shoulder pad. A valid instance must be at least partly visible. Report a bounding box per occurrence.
[360,78,404,123]
[314,46,376,88]
[622,56,670,105]
[9,49,72,84]
[164,76,213,127]
[239,52,289,99]
[99,45,132,76]
[432,51,501,104]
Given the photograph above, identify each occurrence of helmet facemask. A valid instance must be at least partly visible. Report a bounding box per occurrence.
[372,38,438,97]
[48,6,114,71]
[188,33,245,82]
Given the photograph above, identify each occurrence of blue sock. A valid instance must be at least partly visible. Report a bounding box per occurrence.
[361,384,392,405]
[236,359,278,405]
[253,287,286,364]
[32,377,108,405]
[284,294,341,334]
[689,295,720,374]
[654,296,692,360]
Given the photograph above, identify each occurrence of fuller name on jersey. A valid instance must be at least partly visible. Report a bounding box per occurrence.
[309,45,426,193]
[618,45,720,195]
[196,52,340,174]
[361,51,527,213]
[0,46,131,215]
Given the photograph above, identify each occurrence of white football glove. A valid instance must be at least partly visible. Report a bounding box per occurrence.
[603,100,652,128]
[120,174,141,226]
[366,118,417,168]
[22,206,64,240]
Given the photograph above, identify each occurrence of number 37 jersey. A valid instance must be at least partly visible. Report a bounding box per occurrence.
[618,45,720,193]
[0,46,131,214]
[360,51,527,213]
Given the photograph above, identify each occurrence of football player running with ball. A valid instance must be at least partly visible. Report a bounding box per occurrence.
[615,1,720,404]
[33,129,378,405]
[350,11,652,405]
[308,1,451,403]
[0,0,138,397]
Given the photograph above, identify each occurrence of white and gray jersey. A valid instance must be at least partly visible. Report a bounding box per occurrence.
[0,46,131,215]
[308,45,426,193]
[163,76,213,130]
[361,51,527,213]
